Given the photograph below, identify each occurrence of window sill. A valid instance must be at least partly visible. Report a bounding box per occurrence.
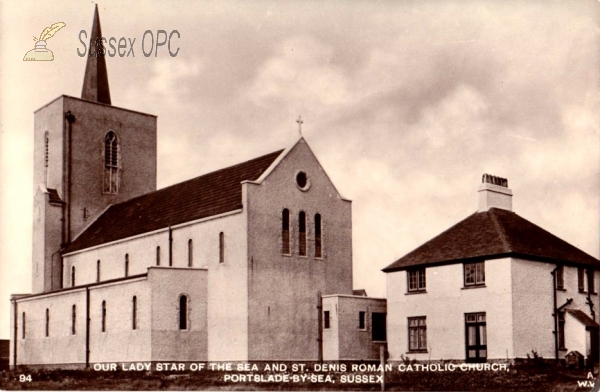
[556,288,566,292]
[462,285,486,290]
[372,340,387,343]
[405,290,427,295]
[407,350,428,354]
[282,253,292,257]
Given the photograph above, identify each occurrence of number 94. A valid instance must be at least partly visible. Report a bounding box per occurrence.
[19,374,32,382]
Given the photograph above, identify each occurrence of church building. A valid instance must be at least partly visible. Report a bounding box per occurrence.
[9,6,377,367]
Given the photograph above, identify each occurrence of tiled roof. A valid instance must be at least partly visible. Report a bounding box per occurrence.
[65,150,284,253]
[382,208,599,272]
[566,309,599,328]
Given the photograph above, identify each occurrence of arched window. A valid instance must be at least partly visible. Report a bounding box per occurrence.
[298,211,306,256]
[103,131,119,193]
[125,254,129,277]
[22,312,26,339]
[282,209,290,255]
[179,295,188,330]
[315,213,322,258]
[72,305,76,335]
[188,239,193,267]
[71,266,76,287]
[132,296,137,330]
[156,246,161,266]
[96,260,101,282]
[45,308,50,337]
[101,301,107,333]
[219,232,225,264]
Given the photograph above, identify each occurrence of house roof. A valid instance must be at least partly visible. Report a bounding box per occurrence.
[566,309,599,329]
[382,208,600,272]
[65,149,284,253]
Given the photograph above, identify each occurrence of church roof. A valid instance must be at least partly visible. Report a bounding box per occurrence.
[65,149,283,253]
[382,208,599,272]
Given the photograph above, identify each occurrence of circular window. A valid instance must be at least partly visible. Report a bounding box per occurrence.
[295,171,311,191]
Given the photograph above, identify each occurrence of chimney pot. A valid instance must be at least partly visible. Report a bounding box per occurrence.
[478,173,512,212]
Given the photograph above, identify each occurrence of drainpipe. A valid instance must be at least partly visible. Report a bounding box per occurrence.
[12,298,18,369]
[168,226,173,266]
[86,286,90,368]
[551,266,558,362]
[317,291,323,363]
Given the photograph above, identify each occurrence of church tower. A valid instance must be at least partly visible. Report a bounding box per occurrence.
[32,5,157,293]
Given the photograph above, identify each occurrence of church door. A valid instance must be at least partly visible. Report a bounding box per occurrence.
[465,312,487,363]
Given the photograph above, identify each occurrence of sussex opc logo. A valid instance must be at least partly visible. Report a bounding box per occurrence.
[23,22,66,61]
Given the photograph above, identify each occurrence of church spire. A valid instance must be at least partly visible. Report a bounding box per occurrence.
[81,4,111,105]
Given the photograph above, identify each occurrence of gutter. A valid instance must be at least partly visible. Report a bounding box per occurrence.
[551,266,558,362]
[12,298,18,368]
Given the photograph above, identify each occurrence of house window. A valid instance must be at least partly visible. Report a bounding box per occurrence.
[315,213,322,258]
[125,254,129,276]
[464,262,485,287]
[156,246,161,266]
[558,311,565,349]
[96,260,100,282]
[72,305,76,335]
[219,232,225,263]
[101,301,107,333]
[408,317,427,351]
[578,268,585,292]
[465,312,487,362]
[299,211,306,256]
[408,268,426,292]
[132,296,137,330]
[588,269,596,294]
[555,265,564,290]
[22,312,26,339]
[103,131,119,194]
[45,308,50,337]
[282,209,290,255]
[323,311,330,329]
[71,266,76,287]
[372,312,387,341]
[179,295,188,330]
[359,311,366,330]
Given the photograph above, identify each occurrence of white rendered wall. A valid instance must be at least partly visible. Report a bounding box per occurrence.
[322,297,340,360]
[386,258,514,361]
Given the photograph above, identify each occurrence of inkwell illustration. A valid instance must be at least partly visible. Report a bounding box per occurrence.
[23,22,66,61]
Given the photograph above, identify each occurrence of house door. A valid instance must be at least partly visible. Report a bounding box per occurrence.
[465,312,487,363]
[589,327,599,365]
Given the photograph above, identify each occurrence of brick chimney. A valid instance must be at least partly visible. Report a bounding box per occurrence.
[478,174,512,212]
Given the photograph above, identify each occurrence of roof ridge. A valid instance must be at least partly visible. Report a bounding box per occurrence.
[107,149,284,209]
[488,208,512,253]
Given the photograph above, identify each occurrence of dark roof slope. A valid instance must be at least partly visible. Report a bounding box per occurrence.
[66,150,283,253]
[383,208,599,272]
[566,309,599,328]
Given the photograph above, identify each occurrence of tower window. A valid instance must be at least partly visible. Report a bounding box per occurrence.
[125,254,129,276]
[188,240,193,267]
[156,246,161,266]
[315,213,322,258]
[219,232,225,263]
[72,305,76,335]
[282,209,290,255]
[71,266,76,287]
[103,131,119,193]
[299,211,306,256]
[179,295,188,330]
[45,308,50,337]
[132,296,137,330]
[101,301,107,333]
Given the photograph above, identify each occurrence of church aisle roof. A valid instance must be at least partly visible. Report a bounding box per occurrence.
[66,149,283,253]
[382,208,599,272]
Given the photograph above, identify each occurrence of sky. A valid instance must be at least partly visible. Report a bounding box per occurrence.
[0,0,599,339]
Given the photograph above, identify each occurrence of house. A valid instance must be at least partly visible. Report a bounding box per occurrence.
[383,175,600,365]
[9,6,378,368]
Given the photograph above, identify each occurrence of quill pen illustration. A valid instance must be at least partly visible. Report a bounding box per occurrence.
[35,22,66,42]
[24,22,66,61]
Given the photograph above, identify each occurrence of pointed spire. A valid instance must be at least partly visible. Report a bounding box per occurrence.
[81,4,111,105]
